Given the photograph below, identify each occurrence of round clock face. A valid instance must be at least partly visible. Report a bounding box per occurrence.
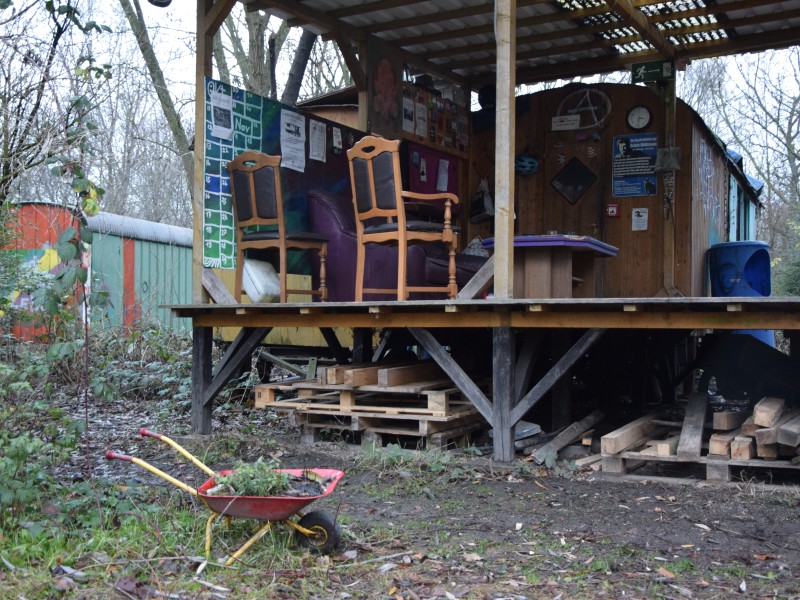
[627,106,652,130]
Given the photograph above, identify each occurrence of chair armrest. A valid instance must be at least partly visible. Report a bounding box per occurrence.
[401,190,460,205]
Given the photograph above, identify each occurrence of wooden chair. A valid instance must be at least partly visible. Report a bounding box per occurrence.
[347,135,459,301]
[227,151,327,303]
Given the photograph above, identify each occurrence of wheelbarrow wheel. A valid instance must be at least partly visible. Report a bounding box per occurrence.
[296,511,340,554]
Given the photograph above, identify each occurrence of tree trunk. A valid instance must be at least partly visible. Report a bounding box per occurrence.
[118,0,193,198]
[281,29,317,105]
[213,33,231,84]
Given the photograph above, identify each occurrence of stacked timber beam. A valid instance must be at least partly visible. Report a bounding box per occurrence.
[254,360,488,449]
[602,394,800,482]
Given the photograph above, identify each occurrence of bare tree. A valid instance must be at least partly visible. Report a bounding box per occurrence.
[0,0,107,204]
[117,0,193,198]
[680,50,800,293]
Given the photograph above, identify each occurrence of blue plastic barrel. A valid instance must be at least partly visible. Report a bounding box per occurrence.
[707,241,774,347]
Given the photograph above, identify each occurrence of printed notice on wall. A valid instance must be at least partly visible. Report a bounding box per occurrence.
[280,109,306,172]
[632,207,649,231]
[415,101,427,137]
[403,97,415,133]
[436,159,449,192]
[332,127,342,153]
[612,133,658,197]
[209,88,233,140]
[309,120,326,162]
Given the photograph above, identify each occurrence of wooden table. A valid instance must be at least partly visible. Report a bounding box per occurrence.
[482,234,618,298]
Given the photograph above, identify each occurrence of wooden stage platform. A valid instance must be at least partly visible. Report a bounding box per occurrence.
[170,296,800,462]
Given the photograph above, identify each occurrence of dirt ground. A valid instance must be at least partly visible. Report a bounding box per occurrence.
[58,393,800,600]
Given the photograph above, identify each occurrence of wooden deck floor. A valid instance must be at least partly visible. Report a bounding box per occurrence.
[171,296,800,331]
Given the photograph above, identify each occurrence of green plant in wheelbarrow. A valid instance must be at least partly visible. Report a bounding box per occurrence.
[208,456,330,498]
[105,429,345,561]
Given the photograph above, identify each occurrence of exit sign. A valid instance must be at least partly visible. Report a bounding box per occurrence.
[632,59,675,83]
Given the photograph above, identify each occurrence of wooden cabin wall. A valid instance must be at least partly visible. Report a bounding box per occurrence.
[467,83,734,298]
[689,119,730,295]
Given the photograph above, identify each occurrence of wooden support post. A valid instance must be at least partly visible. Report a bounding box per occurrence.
[319,327,350,365]
[677,393,708,458]
[493,0,516,299]
[493,327,516,462]
[409,328,493,423]
[352,328,373,364]
[191,326,213,435]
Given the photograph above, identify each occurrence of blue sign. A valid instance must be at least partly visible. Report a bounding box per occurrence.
[612,133,658,198]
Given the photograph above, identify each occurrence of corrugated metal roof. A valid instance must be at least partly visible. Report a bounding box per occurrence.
[87,213,193,248]
[11,201,193,248]
[246,0,800,86]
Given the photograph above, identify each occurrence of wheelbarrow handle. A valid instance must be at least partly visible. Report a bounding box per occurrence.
[105,448,198,496]
[139,428,163,440]
[138,428,216,477]
[105,450,132,462]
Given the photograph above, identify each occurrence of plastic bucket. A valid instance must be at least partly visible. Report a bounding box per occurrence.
[707,241,773,347]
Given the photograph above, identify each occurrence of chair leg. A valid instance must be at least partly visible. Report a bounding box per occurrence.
[318,243,328,301]
[397,239,408,301]
[447,242,458,299]
[235,250,244,302]
[279,247,288,303]
[355,242,365,302]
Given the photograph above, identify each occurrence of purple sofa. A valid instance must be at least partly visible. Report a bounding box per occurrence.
[308,189,487,302]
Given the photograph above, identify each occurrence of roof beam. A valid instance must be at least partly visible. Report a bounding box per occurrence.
[248,0,467,85]
[329,0,431,20]
[331,32,366,91]
[604,0,676,59]
[204,0,238,37]
[248,0,367,42]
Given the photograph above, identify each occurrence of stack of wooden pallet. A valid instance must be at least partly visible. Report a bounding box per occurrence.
[254,360,487,449]
[708,397,800,461]
[601,394,800,482]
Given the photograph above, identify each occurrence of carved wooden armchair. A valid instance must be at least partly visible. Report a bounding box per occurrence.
[346,136,459,301]
[227,151,327,303]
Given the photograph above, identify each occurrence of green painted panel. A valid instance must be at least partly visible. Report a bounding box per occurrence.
[135,239,193,333]
[90,234,125,328]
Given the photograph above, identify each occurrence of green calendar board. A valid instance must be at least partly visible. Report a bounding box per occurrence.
[202,77,358,270]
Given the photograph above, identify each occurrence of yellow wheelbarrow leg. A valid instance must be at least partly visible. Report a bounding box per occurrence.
[224,521,275,567]
[205,512,221,561]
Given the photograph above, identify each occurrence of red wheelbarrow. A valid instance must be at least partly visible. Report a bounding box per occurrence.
[105,429,344,566]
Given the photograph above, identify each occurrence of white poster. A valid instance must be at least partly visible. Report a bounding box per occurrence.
[632,207,649,231]
[280,109,306,172]
[209,88,233,140]
[415,101,427,137]
[436,159,449,192]
[403,97,415,133]
[309,120,326,162]
[332,127,342,153]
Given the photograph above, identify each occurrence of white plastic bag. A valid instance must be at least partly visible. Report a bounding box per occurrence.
[242,258,280,302]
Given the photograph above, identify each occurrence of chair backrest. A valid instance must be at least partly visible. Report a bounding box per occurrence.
[347,136,404,222]
[227,151,285,232]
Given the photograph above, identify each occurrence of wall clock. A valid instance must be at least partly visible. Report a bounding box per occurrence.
[627,105,652,130]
